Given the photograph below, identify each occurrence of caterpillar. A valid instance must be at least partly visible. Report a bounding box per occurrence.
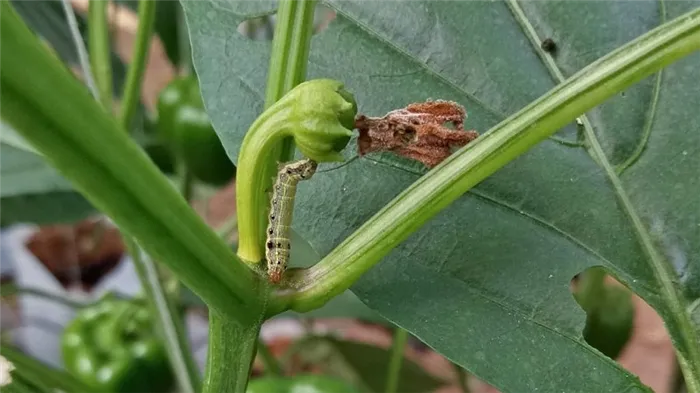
[266,158,318,284]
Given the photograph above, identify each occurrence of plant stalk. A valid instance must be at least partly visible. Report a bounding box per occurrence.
[384,328,408,393]
[88,0,112,110]
[257,338,283,376]
[127,238,201,393]
[203,313,262,393]
[118,0,156,131]
[0,283,86,309]
[60,0,98,98]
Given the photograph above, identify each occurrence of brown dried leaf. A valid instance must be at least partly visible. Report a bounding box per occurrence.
[356,100,479,168]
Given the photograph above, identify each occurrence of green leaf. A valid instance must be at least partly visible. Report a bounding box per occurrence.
[184,1,700,391]
[296,337,445,393]
[10,0,127,95]
[1,126,94,226]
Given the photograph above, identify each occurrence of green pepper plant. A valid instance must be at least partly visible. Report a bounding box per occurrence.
[2,1,700,393]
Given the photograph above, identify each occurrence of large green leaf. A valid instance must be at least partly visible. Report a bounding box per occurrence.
[184,1,700,391]
[0,126,94,226]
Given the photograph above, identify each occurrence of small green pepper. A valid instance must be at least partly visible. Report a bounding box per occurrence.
[156,75,236,186]
[247,375,360,393]
[61,294,174,393]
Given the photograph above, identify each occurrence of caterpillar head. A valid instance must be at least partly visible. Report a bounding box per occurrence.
[268,267,283,284]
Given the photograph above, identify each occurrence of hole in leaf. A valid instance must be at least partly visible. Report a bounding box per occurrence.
[237,16,276,41]
[236,4,336,42]
[570,268,677,391]
[571,267,635,360]
[313,4,336,35]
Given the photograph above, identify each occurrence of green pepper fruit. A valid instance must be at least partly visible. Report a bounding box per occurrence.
[247,375,360,393]
[581,285,635,359]
[156,75,236,186]
[61,294,174,393]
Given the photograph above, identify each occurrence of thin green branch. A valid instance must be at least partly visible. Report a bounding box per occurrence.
[178,160,195,203]
[264,0,316,109]
[88,0,112,110]
[0,283,87,309]
[60,0,98,98]
[119,0,156,131]
[126,238,201,393]
[269,7,700,315]
[176,3,192,74]
[277,0,316,161]
[216,214,238,239]
[384,328,408,393]
[256,338,283,376]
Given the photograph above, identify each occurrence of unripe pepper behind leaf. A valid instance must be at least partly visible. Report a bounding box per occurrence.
[61,294,174,393]
[156,75,236,186]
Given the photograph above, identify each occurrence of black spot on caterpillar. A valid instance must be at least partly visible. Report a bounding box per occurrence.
[266,158,318,283]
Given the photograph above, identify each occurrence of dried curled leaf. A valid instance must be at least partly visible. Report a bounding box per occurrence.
[356,100,479,168]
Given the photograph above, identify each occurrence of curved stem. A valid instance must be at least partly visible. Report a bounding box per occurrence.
[268,7,700,314]
[384,328,408,393]
[118,0,156,131]
[237,0,317,263]
[88,0,112,110]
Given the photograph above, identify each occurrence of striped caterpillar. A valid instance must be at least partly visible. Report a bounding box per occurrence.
[266,158,318,284]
